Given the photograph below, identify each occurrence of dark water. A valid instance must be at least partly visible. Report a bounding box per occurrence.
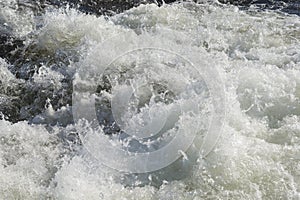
[37,0,300,16]
[17,0,300,16]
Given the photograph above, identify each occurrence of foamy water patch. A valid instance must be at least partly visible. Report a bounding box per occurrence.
[0,0,35,37]
[0,119,62,199]
[0,1,299,199]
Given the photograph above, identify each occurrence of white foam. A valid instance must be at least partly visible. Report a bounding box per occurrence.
[0,2,299,199]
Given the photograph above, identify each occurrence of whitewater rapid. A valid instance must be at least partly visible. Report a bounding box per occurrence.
[0,1,299,199]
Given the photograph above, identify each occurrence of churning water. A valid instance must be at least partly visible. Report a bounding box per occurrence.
[0,0,299,199]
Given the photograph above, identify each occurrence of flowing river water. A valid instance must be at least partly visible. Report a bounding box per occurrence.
[0,0,299,199]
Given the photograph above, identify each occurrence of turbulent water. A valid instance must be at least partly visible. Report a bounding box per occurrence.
[0,0,300,199]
